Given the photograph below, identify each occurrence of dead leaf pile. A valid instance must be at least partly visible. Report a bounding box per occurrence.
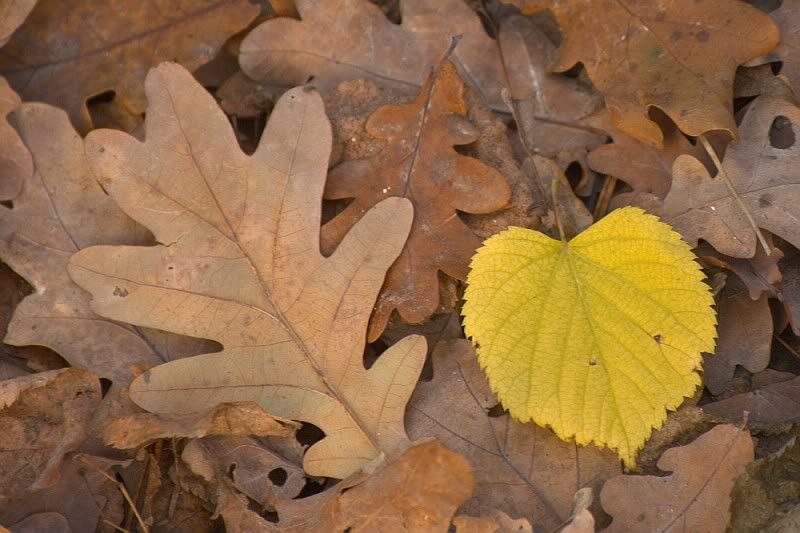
[2,0,800,531]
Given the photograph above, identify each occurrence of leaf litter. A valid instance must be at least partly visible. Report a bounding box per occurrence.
[1,0,800,531]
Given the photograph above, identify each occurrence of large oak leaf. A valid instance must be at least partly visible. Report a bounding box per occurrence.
[70,63,424,479]
[0,0,258,132]
[0,76,31,200]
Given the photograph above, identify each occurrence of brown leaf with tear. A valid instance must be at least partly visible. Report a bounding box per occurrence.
[104,401,298,449]
[587,110,709,198]
[0,0,36,46]
[406,339,621,530]
[750,0,800,100]
[0,0,259,132]
[221,440,473,532]
[703,370,800,426]
[504,0,778,147]
[664,97,800,258]
[0,101,212,387]
[239,0,507,110]
[498,14,605,159]
[703,274,772,395]
[0,368,100,500]
[600,424,753,532]
[0,76,31,200]
[322,62,510,339]
[69,62,423,479]
[698,237,783,300]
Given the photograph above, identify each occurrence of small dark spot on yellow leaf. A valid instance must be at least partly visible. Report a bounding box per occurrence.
[654,334,662,344]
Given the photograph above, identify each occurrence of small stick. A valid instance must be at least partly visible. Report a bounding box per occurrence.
[593,175,618,219]
[75,455,150,533]
[551,178,567,242]
[698,135,771,256]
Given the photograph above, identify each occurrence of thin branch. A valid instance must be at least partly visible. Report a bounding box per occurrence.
[75,455,150,533]
[698,134,771,256]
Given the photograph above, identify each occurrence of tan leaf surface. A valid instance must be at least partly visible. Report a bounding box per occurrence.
[69,62,423,479]
[703,370,800,426]
[239,0,507,110]
[453,511,533,533]
[322,62,510,339]
[255,440,474,532]
[406,339,621,530]
[509,0,779,146]
[104,401,298,449]
[0,368,100,499]
[703,274,772,395]
[0,0,36,46]
[752,1,800,98]
[779,246,800,335]
[698,238,783,300]
[0,0,259,131]
[0,76,31,200]
[498,14,605,159]
[600,424,753,532]
[664,97,800,258]
[0,101,211,386]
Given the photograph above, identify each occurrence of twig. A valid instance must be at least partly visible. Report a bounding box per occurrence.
[593,175,618,219]
[698,134,772,256]
[551,178,567,242]
[774,334,800,362]
[75,455,150,533]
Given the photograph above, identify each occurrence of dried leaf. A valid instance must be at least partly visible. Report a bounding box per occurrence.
[407,340,621,530]
[0,102,210,386]
[0,368,100,499]
[69,63,423,479]
[463,207,717,466]
[239,0,507,110]
[0,76,31,201]
[698,238,783,300]
[0,0,259,131]
[322,61,510,338]
[665,97,800,258]
[506,0,779,146]
[527,155,592,239]
[735,64,797,103]
[498,14,605,159]
[0,0,36,46]
[600,424,753,532]
[263,440,474,532]
[6,513,70,533]
[453,510,533,533]
[703,371,800,426]
[105,402,298,449]
[751,0,800,98]
[703,274,772,395]
[779,247,800,335]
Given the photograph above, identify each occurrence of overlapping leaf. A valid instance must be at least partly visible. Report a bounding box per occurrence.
[463,207,717,466]
[0,76,31,200]
[69,62,425,479]
[0,0,36,46]
[0,0,259,131]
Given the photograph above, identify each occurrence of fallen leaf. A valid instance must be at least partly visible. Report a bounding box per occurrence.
[600,424,753,532]
[6,512,70,533]
[104,401,298,449]
[779,246,800,335]
[751,0,800,99]
[407,339,621,530]
[0,101,210,387]
[263,440,474,532]
[698,237,783,300]
[0,0,259,131]
[0,0,36,46]
[735,64,797,103]
[587,110,708,198]
[239,0,507,110]
[322,61,510,339]
[505,0,779,147]
[526,155,592,239]
[0,76,31,200]
[0,454,123,532]
[453,510,533,533]
[69,62,423,479]
[463,207,717,466]
[703,274,772,395]
[498,14,605,160]
[0,368,100,499]
[703,371,800,426]
[665,97,800,258]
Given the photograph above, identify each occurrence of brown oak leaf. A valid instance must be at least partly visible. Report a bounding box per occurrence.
[0,76,31,200]
[0,0,259,132]
[600,424,753,532]
[505,0,779,147]
[698,237,783,300]
[322,62,510,339]
[703,370,800,426]
[407,339,621,530]
[664,97,800,258]
[69,62,424,479]
[239,0,507,110]
[703,274,772,395]
[751,0,800,99]
[0,101,211,387]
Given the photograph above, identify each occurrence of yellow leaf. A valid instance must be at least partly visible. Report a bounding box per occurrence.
[462,207,717,466]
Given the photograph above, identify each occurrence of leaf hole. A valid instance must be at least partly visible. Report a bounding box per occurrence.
[769,115,795,149]
[296,422,325,448]
[770,60,784,75]
[268,467,288,487]
[99,378,112,398]
[564,161,583,190]
[487,403,506,417]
